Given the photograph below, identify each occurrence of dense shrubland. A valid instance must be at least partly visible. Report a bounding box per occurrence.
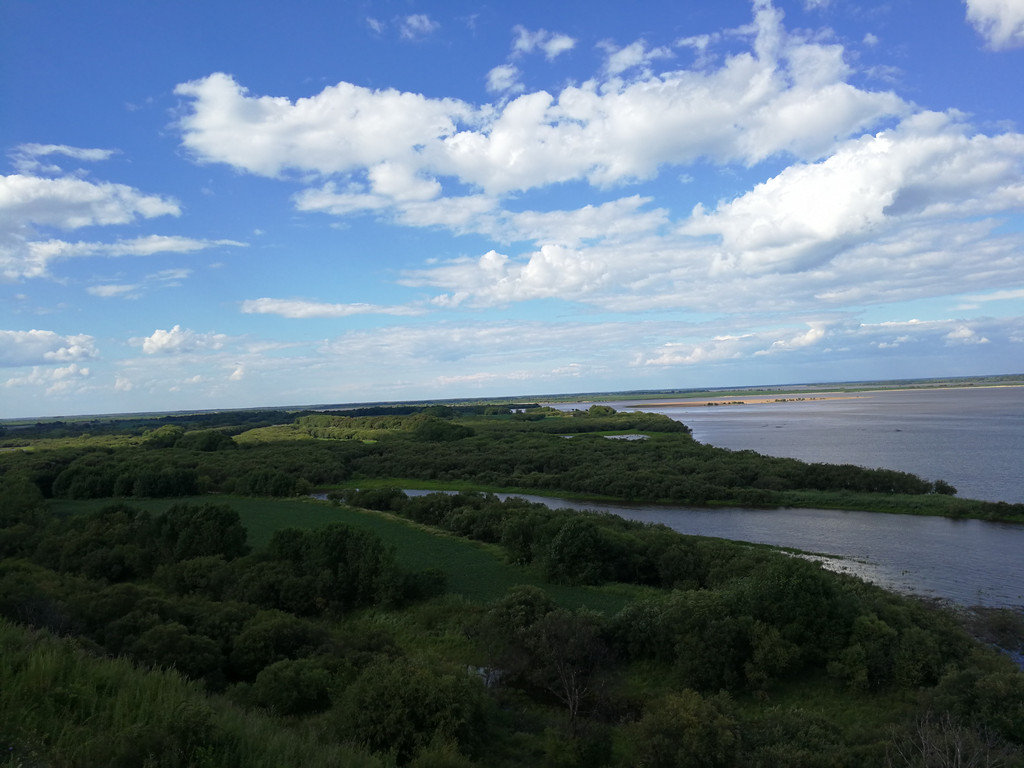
[4,404,1020,520]
[2,404,1024,766]
[2,487,1023,765]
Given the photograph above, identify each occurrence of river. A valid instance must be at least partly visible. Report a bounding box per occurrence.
[467,493,1023,609]
[548,386,1024,504]
[534,386,1024,607]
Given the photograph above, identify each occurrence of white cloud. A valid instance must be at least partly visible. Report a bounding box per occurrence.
[964,0,1024,49]
[165,1,1024,339]
[636,317,1015,370]
[512,26,576,60]
[681,112,1024,274]
[4,363,91,394]
[10,143,118,174]
[600,39,674,77]
[962,288,1024,303]
[945,324,990,344]
[136,325,227,355]
[174,6,906,198]
[406,137,1024,314]
[240,297,422,318]
[175,72,477,179]
[87,283,138,298]
[0,173,179,230]
[86,267,192,300]
[2,234,244,281]
[400,14,439,40]
[0,167,239,281]
[487,64,523,94]
[0,329,98,366]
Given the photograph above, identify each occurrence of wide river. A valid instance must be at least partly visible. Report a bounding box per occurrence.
[535,386,1024,607]
[551,386,1024,504]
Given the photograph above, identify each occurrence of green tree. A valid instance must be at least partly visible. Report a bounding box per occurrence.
[230,610,328,680]
[251,657,335,715]
[336,657,488,764]
[522,608,609,736]
[627,690,740,768]
[154,503,249,562]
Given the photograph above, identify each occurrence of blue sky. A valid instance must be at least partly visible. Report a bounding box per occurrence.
[2,0,1023,418]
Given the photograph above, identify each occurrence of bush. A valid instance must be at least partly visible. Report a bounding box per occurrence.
[251,658,334,715]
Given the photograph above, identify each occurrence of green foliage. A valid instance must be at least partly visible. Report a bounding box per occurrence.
[544,517,613,585]
[175,429,237,452]
[229,610,328,680]
[250,657,335,715]
[2,404,1023,767]
[626,690,740,768]
[0,618,382,768]
[155,502,250,561]
[336,656,490,763]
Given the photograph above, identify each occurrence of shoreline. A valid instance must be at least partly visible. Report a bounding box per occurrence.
[633,394,864,408]
[627,383,1024,409]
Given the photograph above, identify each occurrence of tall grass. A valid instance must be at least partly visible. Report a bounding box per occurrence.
[0,619,382,768]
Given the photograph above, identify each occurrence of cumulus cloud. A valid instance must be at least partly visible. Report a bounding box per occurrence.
[174,5,906,197]
[240,297,422,318]
[964,0,1024,49]
[0,329,98,367]
[945,324,990,344]
[681,112,1024,274]
[168,0,1024,337]
[136,325,227,355]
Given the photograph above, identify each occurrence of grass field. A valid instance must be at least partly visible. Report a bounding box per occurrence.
[47,495,643,613]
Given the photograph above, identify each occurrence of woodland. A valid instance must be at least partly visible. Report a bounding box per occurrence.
[1,403,1023,767]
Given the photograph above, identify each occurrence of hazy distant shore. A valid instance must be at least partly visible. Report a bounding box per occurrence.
[629,383,1024,409]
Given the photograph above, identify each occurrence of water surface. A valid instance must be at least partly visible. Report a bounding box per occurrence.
[550,387,1024,504]
[487,493,1024,608]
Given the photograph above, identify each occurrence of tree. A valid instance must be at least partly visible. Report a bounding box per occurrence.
[523,608,609,736]
[627,690,740,768]
[251,658,334,715]
[154,503,249,562]
[130,621,223,681]
[336,657,488,764]
[229,610,328,680]
[543,517,611,585]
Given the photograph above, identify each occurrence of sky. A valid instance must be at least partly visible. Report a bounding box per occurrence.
[2,0,1024,418]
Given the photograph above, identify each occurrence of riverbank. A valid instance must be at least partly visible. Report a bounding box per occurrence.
[625,383,1024,410]
[324,478,1024,525]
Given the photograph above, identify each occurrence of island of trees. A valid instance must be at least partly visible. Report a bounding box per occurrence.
[1,403,1022,766]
